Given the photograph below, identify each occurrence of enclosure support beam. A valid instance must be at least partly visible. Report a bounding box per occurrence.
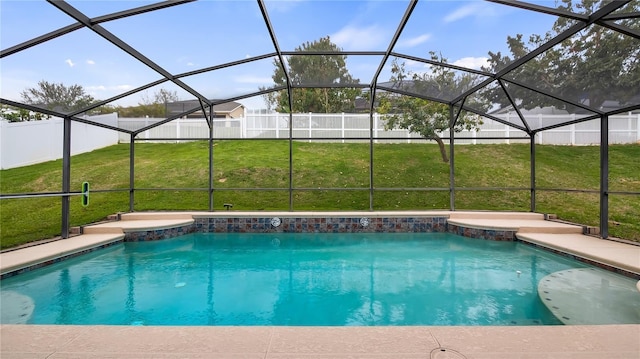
[61,117,71,239]
[369,110,375,211]
[129,134,135,212]
[600,114,609,239]
[288,112,294,211]
[530,134,536,212]
[449,105,455,211]
[209,105,214,211]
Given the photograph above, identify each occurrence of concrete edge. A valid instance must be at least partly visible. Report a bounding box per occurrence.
[0,234,125,276]
[517,233,640,276]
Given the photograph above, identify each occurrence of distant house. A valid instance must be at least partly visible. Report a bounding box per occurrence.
[165,100,245,119]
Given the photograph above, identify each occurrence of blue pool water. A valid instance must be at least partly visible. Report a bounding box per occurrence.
[1,232,636,326]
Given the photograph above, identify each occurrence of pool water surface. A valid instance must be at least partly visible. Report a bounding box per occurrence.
[1,232,637,326]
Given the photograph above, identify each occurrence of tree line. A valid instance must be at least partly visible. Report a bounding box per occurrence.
[1,83,179,121]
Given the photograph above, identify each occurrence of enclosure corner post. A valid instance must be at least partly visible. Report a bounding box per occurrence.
[600,114,609,239]
[288,112,294,211]
[369,102,375,211]
[449,105,455,211]
[61,117,71,239]
[209,105,214,211]
[129,134,135,212]
[530,133,536,212]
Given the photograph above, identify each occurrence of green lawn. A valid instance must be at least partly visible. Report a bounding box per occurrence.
[1,141,638,248]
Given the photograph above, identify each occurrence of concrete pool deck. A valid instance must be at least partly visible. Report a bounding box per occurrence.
[1,324,639,358]
[1,211,639,357]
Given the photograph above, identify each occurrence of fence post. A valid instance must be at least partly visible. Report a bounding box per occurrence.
[341,112,345,143]
[538,114,543,144]
[636,113,640,143]
[308,112,312,142]
[144,116,149,140]
[176,117,181,143]
[505,124,510,144]
[241,111,246,139]
[571,123,576,145]
[374,113,379,143]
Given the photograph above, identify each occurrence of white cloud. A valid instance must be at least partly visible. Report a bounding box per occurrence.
[177,56,196,67]
[443,3,498,23]
[65,59,75,67]
[86,59,95,65]
[331,25,386,50]
[452,57,489,70]
[398,34,432,48]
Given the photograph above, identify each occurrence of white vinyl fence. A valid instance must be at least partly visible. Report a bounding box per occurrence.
[0,113,118,169]
[2,112,637,170]
[119,112,640,145]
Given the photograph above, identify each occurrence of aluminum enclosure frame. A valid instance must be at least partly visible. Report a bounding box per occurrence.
[1,0,639,241]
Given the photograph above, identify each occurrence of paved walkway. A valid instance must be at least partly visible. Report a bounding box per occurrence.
[2,324,639,358]
[2,211,639,358]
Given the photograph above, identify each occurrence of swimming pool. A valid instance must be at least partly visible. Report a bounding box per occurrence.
[1,232,638,326]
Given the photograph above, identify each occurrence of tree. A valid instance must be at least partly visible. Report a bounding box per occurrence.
[20,80,96,113]
[116,88,179,118]
[0,105,49,122]
[141,88,179,106]
[262,36,361,113]
[484,0,639,112]
[377,54,485,163]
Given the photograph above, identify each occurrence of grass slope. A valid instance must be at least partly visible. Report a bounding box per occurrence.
[1,141,638,248]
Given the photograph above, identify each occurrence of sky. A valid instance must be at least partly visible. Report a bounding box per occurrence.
[0,0,563,110]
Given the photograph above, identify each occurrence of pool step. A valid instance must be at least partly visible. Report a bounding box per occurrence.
[448,212,544,220]
[119,212,195,221]
[83,218,194,234]
[0,233,125,276]
[517,233,640,275]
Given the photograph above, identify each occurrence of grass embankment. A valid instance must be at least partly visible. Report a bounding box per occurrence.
[1,141,638,248]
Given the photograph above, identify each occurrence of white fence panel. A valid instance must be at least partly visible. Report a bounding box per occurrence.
[117,113,639,146]
[3,112,637,169]
[1,113,118,170]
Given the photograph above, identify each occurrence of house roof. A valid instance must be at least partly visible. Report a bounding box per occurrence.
[165,100,244,116]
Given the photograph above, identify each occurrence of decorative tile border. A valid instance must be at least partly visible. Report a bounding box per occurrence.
[447,223,516,241]
[124,224,196,242]
[193,216,449,234]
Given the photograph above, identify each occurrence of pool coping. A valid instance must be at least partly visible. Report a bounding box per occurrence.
[1,324,639,358]
[2,211,638,279]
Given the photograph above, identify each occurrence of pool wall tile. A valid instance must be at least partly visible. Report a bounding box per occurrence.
[124,224,196,242]
[447,223,516,241]
[190,216,449,235]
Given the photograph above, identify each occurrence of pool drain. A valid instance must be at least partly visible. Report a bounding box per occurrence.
[430,347,467,359]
